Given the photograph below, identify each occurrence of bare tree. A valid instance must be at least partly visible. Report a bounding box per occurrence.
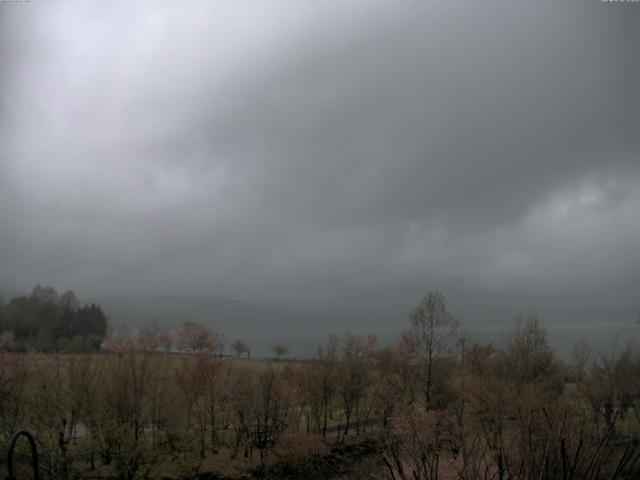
[570,340,592,382]
[337,334,375,435]
[316,335,339,437]
[271,343,289,361]
[403,292,459,410]
[231,339,250,359]
[176,321,215,353]
[497,314,562,392]
[251,366,294,465]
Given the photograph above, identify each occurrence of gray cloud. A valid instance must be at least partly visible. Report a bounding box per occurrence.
[1,0,639,327]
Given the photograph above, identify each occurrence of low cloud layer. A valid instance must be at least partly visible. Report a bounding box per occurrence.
[1,1,639,327]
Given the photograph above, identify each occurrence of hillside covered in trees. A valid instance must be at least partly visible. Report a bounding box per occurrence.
[0,285,108,352]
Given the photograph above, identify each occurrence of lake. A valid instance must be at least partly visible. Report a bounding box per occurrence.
[219,322,640,359]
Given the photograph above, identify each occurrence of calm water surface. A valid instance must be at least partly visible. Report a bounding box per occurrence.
[220,322,640,359]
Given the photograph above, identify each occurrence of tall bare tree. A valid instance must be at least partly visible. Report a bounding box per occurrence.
[404,291,459,410]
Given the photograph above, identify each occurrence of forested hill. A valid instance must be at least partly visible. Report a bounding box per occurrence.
[1,289,324,332]
[92,294,325,330]
[0,285,108,351]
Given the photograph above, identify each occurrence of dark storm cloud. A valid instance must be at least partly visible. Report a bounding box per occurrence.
[1,0,639,326]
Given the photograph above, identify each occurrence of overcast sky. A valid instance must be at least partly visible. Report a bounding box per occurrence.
[1,1,639,327]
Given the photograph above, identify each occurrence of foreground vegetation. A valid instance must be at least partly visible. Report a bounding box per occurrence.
[1,291,640,479]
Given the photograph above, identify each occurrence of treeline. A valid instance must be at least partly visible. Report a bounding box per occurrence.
[0,285,108,352]
[0,292,639,479]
